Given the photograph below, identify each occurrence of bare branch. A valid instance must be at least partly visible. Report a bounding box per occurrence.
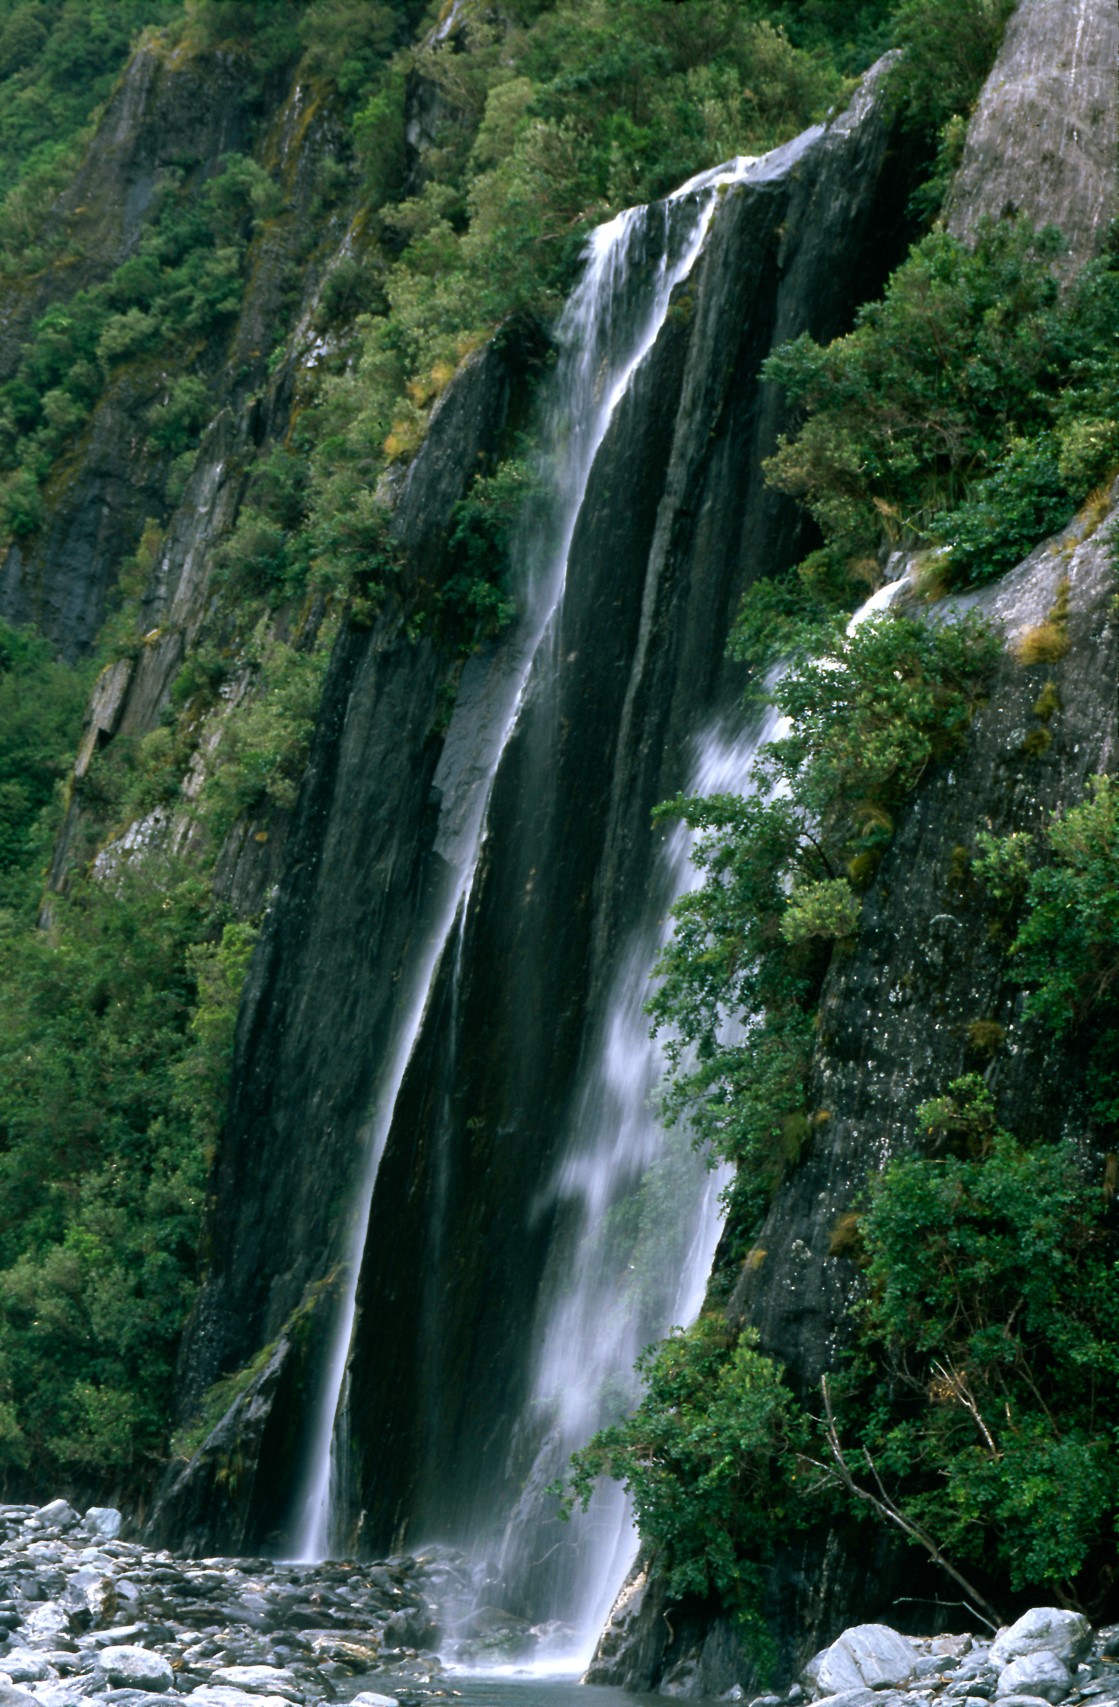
[930,1360,1000,1458]
[819,1376,1002,1631]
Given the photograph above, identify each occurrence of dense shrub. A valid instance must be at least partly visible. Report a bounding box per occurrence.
[747,213,1119,660]
[564,1314,808,1653]
[977,775,1119,1125]
[849,1076,1119,1605]
[0,618,90,902]
[0,865,248,1489]
[649,611,997,1218]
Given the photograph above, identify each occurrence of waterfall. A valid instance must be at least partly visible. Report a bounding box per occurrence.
[288,152,757,1561]
[451,708,781,1670]
[458,568,915,1662]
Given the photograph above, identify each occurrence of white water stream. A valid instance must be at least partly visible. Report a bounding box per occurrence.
[480,570,915,1663]
[290,154,757,1562]
[480,708,782,1668]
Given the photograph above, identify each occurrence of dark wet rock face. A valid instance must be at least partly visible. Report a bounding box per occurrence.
[735,499,1118,1393]
[158,335,527,1504]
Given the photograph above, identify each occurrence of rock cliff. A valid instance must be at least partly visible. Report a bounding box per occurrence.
[946,0,1117,267]
[153,61,920,1561]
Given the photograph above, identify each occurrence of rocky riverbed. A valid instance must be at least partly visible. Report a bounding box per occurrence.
[0,1499,571,1707]
[787,1612,1119,1707]
[1,1500,1118,1707]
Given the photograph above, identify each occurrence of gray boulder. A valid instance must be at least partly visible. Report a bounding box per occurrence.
[996,1654,1072,1704]
[815,1626,919,1696]
[19,1684,82,1707]
[0,1683,39,1707]
[991,1612,1093,1671]
[188,1690,297,1707]
[811,1692,882,1707]
[96,1647,174,1692]
[21,1603,73,1646]
[33,1502,79,1533]
[0,1652,53,1683]
[208,1669,299,1701]
[80,1508,122,1540]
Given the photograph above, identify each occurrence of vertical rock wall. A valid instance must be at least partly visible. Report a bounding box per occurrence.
[946,0,1117,267]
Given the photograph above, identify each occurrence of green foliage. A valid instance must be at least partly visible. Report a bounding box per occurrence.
[651,612,997,1213]
[211,446,311,608]
[146,376,210,456]
[942,435,1072,585]
[0,618,90,905]
[888,0,1014,146]
[0,148,289,536]
[976,775,1119,1124]
[177,0,301,85]
[0,1,181,220]
[213,510,290,603]
[577,1073,1119,1628]
[767,612,999,835]
[564,1315,808,1646]
[780,876,861,945]
[751,1,892,73]
[851,1084,1119,1601]
[649,789,817,1218]
[439,456,540,645]
[759,217,1119,614]
[763,220,1068,576]
[200,625,334,840]
[297,0,397,103]
[173,919,258,1160]
[0,859,251,1489]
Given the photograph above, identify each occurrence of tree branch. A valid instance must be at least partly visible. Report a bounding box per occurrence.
[818,1376,1002,1631]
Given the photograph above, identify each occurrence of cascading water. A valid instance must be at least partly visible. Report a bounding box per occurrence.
[458,707,782,1670]
[461,572,915,1663]
[289,152,757,1562]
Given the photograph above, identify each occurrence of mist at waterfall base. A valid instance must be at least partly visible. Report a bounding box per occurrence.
[335,1673,666,1707]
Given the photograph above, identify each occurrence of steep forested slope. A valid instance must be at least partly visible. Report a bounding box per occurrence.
[0,0,914,1502]
[0,0,1115,1692]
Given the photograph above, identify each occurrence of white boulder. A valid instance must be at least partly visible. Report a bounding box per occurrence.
[991,1611,1093,1670]
[815,1625,919,1696]
[80,1508,122,1540]
[97,1646,174,1692]
[996,1652,1073,1704]
[0,1654,51,1684]
[32,1502,79,1533]
[209,1669,300,1701]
